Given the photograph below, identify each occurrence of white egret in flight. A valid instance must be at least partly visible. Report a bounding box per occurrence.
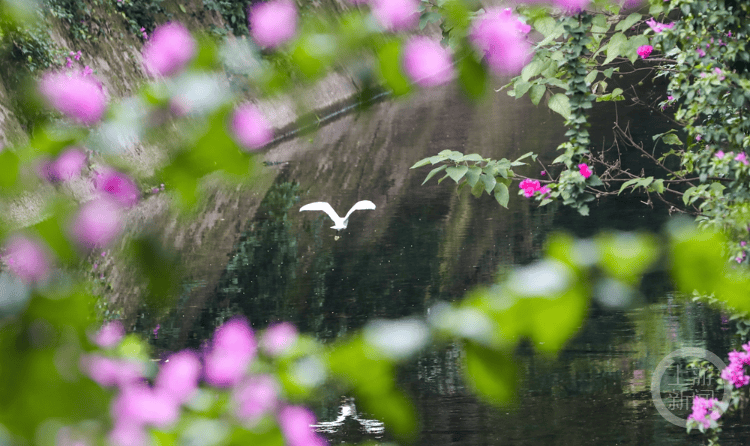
[299,200,376,232]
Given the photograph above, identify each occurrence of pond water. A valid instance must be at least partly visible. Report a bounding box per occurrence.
[137,83,750,445]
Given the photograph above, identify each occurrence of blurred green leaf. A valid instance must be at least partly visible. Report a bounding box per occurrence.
[669,224,727,296]
[0,150,19,189]
[457,54,487,100]
[596,232,659,285]
[463,341,517,405]
[377,40,411,96]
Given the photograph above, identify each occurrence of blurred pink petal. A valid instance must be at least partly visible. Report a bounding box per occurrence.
[142,22,196,77]
[94,320,125,349]
[261,322,298,356]
[278,406,327,446]
[70,198,124,249]
[39,71,107,125]
[371,0,419,31]
[155,350,201,403]
[402,37,455,87]
[45,147,87,182]
[204,317,257,387]
[231,103,273,151]
[234,375,279,422]
[94,168,140,207]
[3,235,51,284]
[553,0,590,13]
[249,0,298,48]
[109,421,147,446]
[470,8,532,76]
[80,355,145,388]
[112,383,180,428]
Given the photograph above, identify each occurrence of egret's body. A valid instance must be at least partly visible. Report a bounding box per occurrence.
[299,200,376,231]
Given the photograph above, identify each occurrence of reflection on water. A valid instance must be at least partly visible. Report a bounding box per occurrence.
[138,84,750,444]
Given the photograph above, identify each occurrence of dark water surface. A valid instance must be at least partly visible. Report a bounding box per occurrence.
[139,84,749,445]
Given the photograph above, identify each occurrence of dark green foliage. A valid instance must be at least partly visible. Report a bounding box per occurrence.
[203,0,250,36]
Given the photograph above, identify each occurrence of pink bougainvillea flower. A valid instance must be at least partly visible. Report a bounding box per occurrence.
[39,71,107,125]
[142,22,196,77]
[736,152,749,165]
[371,0,419,31]
[688,396,722,428]
[2,235,51,284]
[204,317,258,387]
[519,178,541,198]
[646,18,675,33]
[70,197,124,249]
[233,375,279,423]
[696,48,706,57]
[714,67,726,80]
[578,163,592,179]
[261,322,298,356]
[278,406,327,446]
[553,0,590,13]
[80,355,145,388]
[155,350,201,403]
[716,150,725,159]
[112,383,180,429]
[637,45,653,59]
[94,320,125,349]
[402,37,454,87]
[230,103,273,151]
[249,0,298,48]
[94,168,140,208]
[469,8,532,76]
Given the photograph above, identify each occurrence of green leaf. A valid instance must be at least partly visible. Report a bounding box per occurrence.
[466,166,481,186]
[446,165,469,183]
[460,153,484,162]
[604,32,627,65]
[521,60,543,82]
[422,165,447,185]
[471,180,484,198]
[662,133,683,146]
[410,158,432,169]
[529,84,545,106]
[494,183,509,208]
[514,80,532,99]
[463,342,517,405]
[584,70,598,85]
[615,13,642,32]
[547,93,571,120]
[625,35,649,63]
[533,16,557,37]
[596,232,659,285]
[481,174,496,194]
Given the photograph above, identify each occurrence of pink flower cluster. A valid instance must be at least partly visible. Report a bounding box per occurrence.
[519,179,550,198]
[721,344,750,387]
[688,396,722,429]
[249,0,298,48]
[470,8,532,76]
[142,22,196,77]
[230,103,274,151]
[579,163,592,179]
[637,45,653,59]
[371,0,419,31]
[38,147,87,183]
[39,71,107,125]
[402,37,455,87]
[646,18,675,33]
[80,317,316,446]
[2,235,52,284]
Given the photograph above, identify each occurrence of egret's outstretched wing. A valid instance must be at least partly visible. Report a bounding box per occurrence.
[300,202,342,224]
[343,200,376,221]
